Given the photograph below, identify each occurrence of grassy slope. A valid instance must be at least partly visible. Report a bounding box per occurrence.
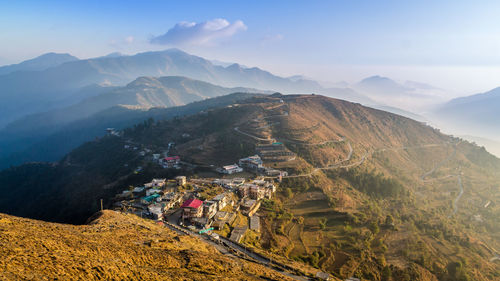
[0,210,293,281]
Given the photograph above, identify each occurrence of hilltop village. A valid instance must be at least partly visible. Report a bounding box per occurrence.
[113,151,284,244]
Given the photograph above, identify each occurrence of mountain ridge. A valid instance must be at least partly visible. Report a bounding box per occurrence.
[0,79,266,168]
[0,52,79,75]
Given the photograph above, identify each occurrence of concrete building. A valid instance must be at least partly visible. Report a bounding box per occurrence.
[238,155,263,171]
[212,211,236,230]
[219,164,243,174]
[212,193,230,211]
[175,176,187,186]
[148,204,164,220]
[181,198,203,219]
[238,184,252,198]
[249,216,260,232]
[203,200,218,219]
[229,226,248,243]
[240,198,261,216]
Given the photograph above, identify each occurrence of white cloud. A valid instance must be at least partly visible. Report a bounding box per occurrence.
[150,18,247,46]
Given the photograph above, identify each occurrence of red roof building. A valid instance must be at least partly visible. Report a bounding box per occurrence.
[181,198,203,218]
[164,156,180,162]
[181,198,203,208]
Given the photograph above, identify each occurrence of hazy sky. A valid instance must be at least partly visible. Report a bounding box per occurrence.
[2,0,500,95]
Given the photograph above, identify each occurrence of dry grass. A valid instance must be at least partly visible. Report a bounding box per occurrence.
[0,210,293,281]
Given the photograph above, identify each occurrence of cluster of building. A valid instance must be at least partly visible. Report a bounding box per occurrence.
[237,179,276,200]
[114,176,187,220]
[114,146,285,243]
[180,191,236,229]
[179,178,277,242]
[218,154,288,179]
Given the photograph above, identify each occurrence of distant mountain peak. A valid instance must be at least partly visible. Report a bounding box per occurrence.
[359,75,396,84]
[101,52,124,58]
[0,52,79,75]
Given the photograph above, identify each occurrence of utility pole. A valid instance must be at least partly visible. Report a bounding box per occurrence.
[100,199,103,212]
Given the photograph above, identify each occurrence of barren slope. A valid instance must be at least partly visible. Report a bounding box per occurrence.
[0,210,293,280]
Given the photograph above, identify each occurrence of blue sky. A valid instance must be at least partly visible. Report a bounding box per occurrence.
[2,0,500,94]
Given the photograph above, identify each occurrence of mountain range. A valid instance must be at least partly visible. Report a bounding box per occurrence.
[0,49,326,127]
[353,75,448,113]
[0,48,445,129]
[0,83,265,169]
[2,48,500,168]
[0,49,429,169]
[431,87,500,140]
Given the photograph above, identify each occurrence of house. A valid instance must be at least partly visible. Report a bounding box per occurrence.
[145,188,162,196]
[132,186,146,196]
[148,204,164,220]
[249,216,260,232]
[265,169,288,177]
[150,178,166,188]
[163,192,182,210]
[181,198,203,219]
[212,193,230,211]
[217,179,234,189]
[203,200,218,219]
[141,194,161,205]
[175,176,187,186]
[249,185,265,200]
[219,164,243,174]
[163,156,181,168]
[238,155,263,170]
[240,198,261,216]
[238,185,249,198]
[152,153,161,160]
[229,226,248,243]
[212,211,236,230]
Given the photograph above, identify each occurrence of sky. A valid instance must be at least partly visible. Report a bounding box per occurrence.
[2,0,500,95]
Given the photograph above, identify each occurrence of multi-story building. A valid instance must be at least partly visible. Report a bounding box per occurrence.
[181,198,203,219]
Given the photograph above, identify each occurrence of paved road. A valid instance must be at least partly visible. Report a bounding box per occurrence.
[283,141,358,178]
[162,216,311,281]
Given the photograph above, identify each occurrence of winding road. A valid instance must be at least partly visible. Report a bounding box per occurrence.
[162,219,311,281]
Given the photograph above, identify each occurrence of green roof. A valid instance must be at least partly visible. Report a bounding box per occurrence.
[142,194,161,202]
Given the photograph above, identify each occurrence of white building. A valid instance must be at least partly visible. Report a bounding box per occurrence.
[220,164,243,174]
